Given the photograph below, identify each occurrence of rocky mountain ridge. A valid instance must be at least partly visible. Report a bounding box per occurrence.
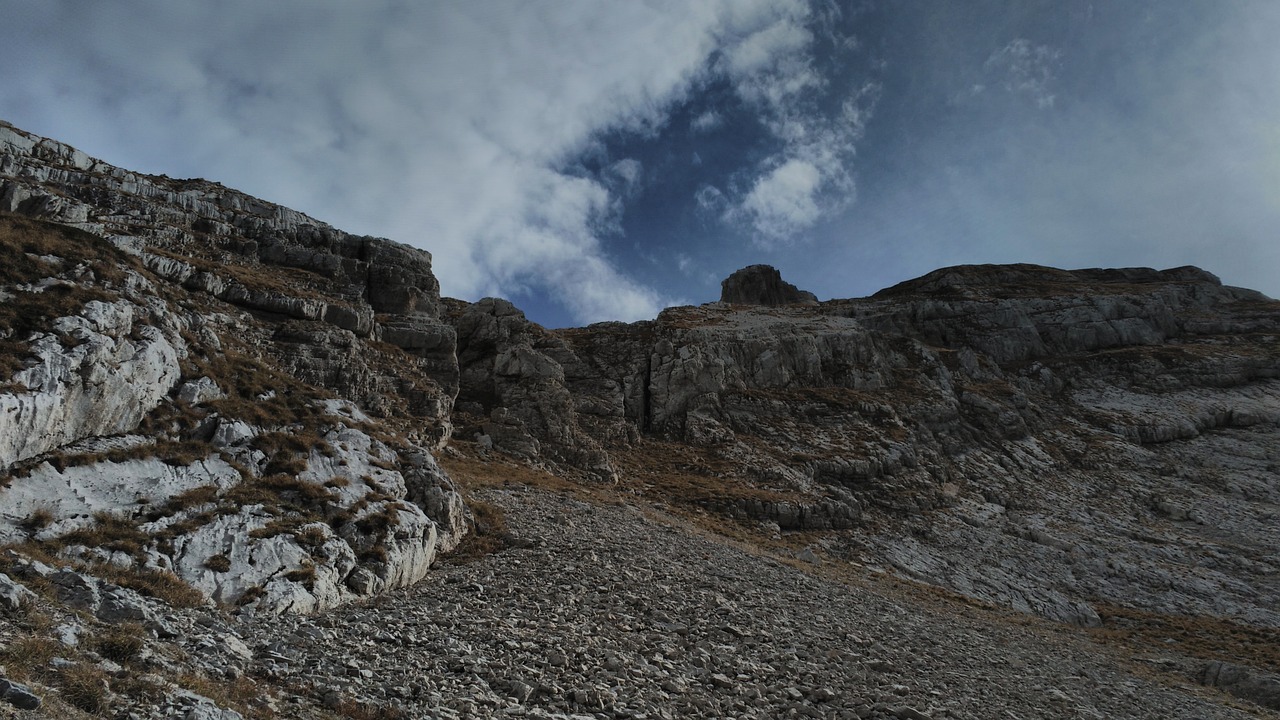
[1,119,1279,717]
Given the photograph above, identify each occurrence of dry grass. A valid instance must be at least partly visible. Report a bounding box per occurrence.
[0,213,138,380]
[204,554,232,572]
[58,662,111,714]
[53,512,149,555]
[441,496,512,564]
[253,430,333,458]
[188,343,337,428]
[19,506,55,534]
[94,565,206,608]
[294,525,328,549]
[93,622,146,663]
[176,671,278,720]
[441,447,598,496]
[612,438,802,510]
[1091,603,1280,674]
[1,634,61,681]
[284,562,317,589]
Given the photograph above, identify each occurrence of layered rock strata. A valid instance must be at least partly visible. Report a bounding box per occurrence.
[445,263,1280,628]
[0,124,467,614]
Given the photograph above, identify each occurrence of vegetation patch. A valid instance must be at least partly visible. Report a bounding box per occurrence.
[204,554,232,572]
[0,634,61,681]
[94,622,146,663]
[194,348,334,427]
[92,565,206,608]
[53,511,149,555]
[442,495,512,564]
[19,506,55,534]
[284,562,317,589]
[0,212,141,380]
[1091,603,1280,674]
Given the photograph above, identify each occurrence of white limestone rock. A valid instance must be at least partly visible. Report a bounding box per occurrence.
[0,572,36,610]
[177,377,225,406]
[0,299,184,470]
[0,455,242,544]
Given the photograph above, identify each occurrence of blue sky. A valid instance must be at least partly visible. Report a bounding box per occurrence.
[2,1,1278,327]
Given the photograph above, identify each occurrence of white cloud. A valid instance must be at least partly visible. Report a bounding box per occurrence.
[691,110,723,133]
[985,38,1061,109]
[731,158,822,240]
[721,79,879,246]
[700,3,879,247]
[695,184,729,213]
[603,158,644,198]
[0,0,820,324]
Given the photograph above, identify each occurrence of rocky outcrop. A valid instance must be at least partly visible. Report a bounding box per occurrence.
[719,264,818,306]
[442,263,1280,633]
[5,115,1280,684]
[3,117,1280,717]
[0,122,468,616]
[0,119,457,440]
[448,297,623,481]
[0,298,184,469]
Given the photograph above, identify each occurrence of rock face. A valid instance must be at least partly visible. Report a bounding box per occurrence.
[4,117,1280,717]
[719,264,818,306]
[444,263,1280,629]
[0,121,466,615]
[0,119,457,439]
[0,300,183,468]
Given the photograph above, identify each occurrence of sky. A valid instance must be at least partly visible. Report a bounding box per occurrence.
[2,1,1278,328]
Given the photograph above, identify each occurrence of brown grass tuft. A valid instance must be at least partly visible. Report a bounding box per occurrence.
[444,497,513,564]
[1,634,60,681]
[57,662,111,714]
[94,622,146,663]
[94,565,206,608]
[53,511,148,555]
[204,554,232,572]
[19,507,54,534]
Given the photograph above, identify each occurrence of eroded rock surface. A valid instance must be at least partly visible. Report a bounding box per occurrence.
[720,264,818,306]
[444,263,1280,632]
[0,122,467,616]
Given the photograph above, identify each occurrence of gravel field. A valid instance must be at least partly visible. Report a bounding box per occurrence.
[239,486,1269,720]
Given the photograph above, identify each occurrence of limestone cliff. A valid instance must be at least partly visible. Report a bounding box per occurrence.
[445,264,1280,628]
[0,121,466,615]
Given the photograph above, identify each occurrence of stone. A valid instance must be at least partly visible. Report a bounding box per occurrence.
[1200,661,1280,710]
[0,573,35,610]
[0,300,184,470]
[177,376,225,405]
[0,678,41,711]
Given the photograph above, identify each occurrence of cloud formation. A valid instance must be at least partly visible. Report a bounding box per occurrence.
[983,39,1061,109]
[0,0,830,323]
[8,1,1275,323]
[687,5,879,247]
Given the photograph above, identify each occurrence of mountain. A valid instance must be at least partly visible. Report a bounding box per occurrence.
[1,118,1279,718]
